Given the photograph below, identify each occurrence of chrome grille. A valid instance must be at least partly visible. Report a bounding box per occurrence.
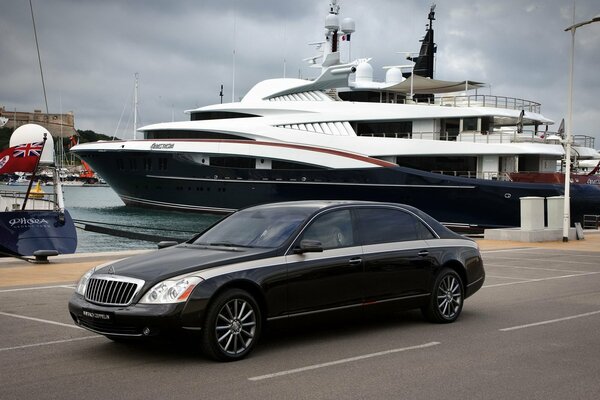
[85,275,145,306]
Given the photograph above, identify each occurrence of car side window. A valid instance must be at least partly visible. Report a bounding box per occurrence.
[357,208,435,245]
[301,209,354,250]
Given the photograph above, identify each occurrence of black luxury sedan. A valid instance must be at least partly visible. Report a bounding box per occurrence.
[69,200,485,361]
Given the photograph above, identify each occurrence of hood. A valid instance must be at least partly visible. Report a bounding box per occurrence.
[94,244,275,284]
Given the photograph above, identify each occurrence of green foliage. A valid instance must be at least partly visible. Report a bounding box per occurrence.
[76,129,115,143]
[0,127,12,150]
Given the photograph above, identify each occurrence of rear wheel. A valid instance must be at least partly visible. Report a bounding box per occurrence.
[422,268,463,323]
[201,289,261,361]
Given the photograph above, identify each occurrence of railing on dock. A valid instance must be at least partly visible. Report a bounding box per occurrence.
[583,215,600,230]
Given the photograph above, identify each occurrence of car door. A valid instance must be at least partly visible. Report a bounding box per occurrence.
[356,207,437,303]
[285,208,364,315]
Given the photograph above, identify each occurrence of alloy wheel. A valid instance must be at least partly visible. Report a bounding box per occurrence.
[215,298,257,356]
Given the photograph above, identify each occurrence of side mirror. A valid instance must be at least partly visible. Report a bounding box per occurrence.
[293,239,323,254]
[157,241,178,249]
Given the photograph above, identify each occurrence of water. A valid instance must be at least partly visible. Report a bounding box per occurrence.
[63,186,222,253]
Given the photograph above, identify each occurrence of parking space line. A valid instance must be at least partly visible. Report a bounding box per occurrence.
[0,311,83,330]
[0,285,75,293]
[485,257,599,266]
[483,271,600,288]
[486,275,533,281]
[500,310,600,332]
[248,342,440,381]
[484,264,589,274]
[0,336,101,352]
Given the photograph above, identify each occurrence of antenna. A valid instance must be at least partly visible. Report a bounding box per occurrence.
[231,2,237,102]
[220,84,224,104]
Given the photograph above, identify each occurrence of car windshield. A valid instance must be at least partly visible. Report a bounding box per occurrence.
[192,206,313,248]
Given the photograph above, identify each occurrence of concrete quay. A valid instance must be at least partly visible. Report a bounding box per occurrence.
[1,231,599,288]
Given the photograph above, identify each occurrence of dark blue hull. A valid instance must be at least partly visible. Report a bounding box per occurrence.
[75,149,600,230]
[0,209,78,256]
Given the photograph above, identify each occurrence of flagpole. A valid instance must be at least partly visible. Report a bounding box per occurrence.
[21,133,47,211]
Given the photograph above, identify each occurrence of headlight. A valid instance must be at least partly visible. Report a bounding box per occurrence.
[75,266,97,296]
[139,276,203,304]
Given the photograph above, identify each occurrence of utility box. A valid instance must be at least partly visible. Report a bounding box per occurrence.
[520,196,544,231]
[546,196,565,230]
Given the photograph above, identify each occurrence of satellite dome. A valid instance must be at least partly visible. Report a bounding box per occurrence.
[341,17,355,33]
[355,62,373,83]
[325,13,339,30]
[385,67,404,84]
[10,124,55,165]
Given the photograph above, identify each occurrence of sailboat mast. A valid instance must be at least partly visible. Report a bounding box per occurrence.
[133,72,139,140]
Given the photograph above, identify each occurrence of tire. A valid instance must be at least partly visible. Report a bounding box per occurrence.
[422,268,464,323]
[201,289,262,361]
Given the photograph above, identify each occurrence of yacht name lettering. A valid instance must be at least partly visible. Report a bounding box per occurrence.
[9,217,49,227]
[151,143,175,150]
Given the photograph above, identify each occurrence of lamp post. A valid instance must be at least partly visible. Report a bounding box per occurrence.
[562,13,600,242]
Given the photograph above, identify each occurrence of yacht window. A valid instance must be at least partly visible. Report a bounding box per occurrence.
[355,121,412,138]
[190,111,259,121]
[210,157,255,169]
[158,157,168,170]
[144,130,251,141]
[463,118,478,131]
[272,160,323,170]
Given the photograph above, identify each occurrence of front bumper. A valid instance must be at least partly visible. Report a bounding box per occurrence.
[68,294,200,337]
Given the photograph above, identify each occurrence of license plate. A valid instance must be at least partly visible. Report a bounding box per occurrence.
[82,309,113,321]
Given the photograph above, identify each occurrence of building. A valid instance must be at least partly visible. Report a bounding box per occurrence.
[0,106,77,137]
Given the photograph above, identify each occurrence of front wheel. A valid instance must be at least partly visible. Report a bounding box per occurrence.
[422,268,464,323]
[201,289,262,361]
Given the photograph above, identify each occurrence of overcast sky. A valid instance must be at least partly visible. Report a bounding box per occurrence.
[1,0,599,147]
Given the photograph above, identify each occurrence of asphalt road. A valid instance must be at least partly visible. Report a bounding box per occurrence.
[1,248,599,400]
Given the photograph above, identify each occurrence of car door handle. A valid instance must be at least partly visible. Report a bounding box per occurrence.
[418,250,429,257]
[348,257,362,266]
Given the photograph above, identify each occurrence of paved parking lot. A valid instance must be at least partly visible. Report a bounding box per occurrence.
[1,245,600,399]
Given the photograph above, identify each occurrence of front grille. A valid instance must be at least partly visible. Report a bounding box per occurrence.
[85,275,145,306]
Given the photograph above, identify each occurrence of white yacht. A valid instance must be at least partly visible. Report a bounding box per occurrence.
[71,1,600,231]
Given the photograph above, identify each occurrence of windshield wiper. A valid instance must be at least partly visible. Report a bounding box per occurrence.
[205,241,255,248]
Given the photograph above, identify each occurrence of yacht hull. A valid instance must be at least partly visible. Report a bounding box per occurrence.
[75,149,600,230]
[0,209,78,256]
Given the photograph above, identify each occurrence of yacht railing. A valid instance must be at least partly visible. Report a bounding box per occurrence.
[407,94,542,113]
[0,189,58,211]
[573,135,596,148]
[372,130,596,147]
[430,170,513,181]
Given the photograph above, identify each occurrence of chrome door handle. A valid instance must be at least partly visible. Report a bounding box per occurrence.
[418,250,429,257]
[348,257,362,265]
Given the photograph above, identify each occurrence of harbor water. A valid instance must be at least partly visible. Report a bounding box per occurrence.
[64,186,222,253]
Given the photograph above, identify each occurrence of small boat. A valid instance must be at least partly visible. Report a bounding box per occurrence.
[0,124,77,258]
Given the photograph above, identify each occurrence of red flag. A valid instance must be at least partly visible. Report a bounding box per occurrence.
[0,142,44,174]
